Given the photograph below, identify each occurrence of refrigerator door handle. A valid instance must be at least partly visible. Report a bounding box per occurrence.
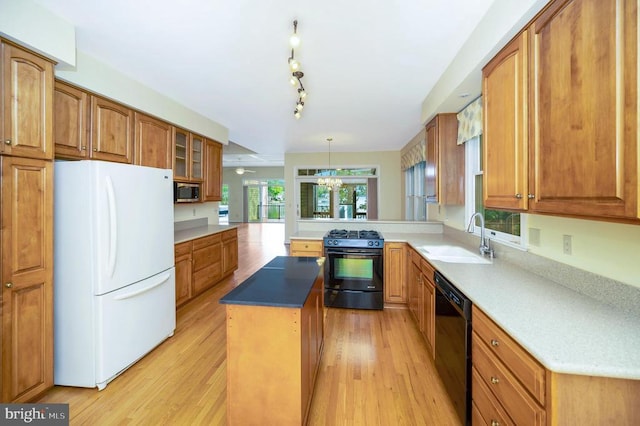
[106,176,117,278]
[113,272,172,300]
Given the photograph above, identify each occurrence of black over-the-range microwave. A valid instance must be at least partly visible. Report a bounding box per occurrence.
[174,182,200,203]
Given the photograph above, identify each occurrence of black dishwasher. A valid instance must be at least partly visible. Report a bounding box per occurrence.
[434,271,472,426]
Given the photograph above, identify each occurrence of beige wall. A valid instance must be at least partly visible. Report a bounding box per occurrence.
[222,167,285,223]
[284,150,402,241]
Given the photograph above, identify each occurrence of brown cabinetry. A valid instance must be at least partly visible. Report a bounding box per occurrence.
[483,0,638,222]
[425,113,465,205]
[420,259,435,359]
[173,128,203,183]
[383,242,406,304]
[203,139,222,202]
[221,228,238,276]
[90,96,134,163]
[290,239,323,257]
[0,157,53,402]
[407,249,422,324]
[53,81,89,159]
[1,41,53,160]
[174,229,238,308]
[482,30,529,211]
[134,112,172,169]
[192,234,222,296]
[225,268,324,425]
[174,241,193,307]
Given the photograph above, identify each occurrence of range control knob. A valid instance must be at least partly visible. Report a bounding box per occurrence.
[333,240,338,246]
[368,241,373,246]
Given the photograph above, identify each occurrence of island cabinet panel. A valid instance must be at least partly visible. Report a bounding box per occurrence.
[383,242,406,304]
[224,260,324,426]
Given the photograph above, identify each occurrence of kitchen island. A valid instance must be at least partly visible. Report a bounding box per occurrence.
[220,256,324,426]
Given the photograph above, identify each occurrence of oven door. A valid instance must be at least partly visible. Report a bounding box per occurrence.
[324,248,383,292]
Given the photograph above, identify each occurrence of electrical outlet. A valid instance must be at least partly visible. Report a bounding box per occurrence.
[192,208,196,217]
[563,234,572,255]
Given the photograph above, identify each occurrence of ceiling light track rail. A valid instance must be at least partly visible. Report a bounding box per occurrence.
[288,19,307,119]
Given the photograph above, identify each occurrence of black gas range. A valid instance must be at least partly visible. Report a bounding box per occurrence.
[323,229,384,310]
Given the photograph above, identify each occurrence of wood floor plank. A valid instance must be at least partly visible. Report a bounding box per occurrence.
[37,223,459,425]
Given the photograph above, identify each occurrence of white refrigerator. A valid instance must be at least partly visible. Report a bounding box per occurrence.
[54,160,176,390]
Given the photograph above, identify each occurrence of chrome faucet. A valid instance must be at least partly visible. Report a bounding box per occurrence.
[467,212,495,258]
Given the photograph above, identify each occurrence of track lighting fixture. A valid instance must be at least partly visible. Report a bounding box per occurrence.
[288,20,307,119]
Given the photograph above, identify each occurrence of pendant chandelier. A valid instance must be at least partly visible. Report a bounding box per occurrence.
[288,20,307,119]
[317,138,342,190]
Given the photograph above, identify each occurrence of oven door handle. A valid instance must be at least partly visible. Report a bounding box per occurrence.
[324,250,382,257]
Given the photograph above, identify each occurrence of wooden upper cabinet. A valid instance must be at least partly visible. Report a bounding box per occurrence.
[173,128,190,180]
[1,41,54,160]
[482,30,529,211]
[54,80,89,159]
[90,96,134,163]
[134,112,172,169]
[190,134,203,181]
[203,139,222,201]
[528,0,638,220]
[425,113,464,205]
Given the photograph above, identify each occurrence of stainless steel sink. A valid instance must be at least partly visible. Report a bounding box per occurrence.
[419,245,492,264]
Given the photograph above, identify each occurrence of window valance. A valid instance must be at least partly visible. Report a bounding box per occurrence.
[401,128,425,170]
[457,96,482,145]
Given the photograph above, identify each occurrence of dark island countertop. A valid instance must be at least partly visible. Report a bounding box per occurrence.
[219,256,324,308]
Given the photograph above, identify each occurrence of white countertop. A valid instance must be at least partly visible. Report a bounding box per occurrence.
[291,230,640,380]
[174,224,237,244]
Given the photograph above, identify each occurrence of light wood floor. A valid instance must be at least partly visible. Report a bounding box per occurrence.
[37,223,460,425]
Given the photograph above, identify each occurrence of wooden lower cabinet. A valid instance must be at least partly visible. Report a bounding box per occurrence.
[420,259,435,359]
[174,241,193,307]
[383,242,406,304]
[290,239,323,257]
[174,229,238,308]
[0,157,54,402]
[221,229,238,276]
[472,306,640,425]
[226,271,324,425]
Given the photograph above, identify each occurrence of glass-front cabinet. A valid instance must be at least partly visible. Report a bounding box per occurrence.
[173,128,203,182]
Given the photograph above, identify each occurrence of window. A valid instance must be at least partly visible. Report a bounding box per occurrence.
[296,168,377,220]
[404,161,426,221]
[466,136,524,246]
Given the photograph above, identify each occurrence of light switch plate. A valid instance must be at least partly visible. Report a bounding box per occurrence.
[563,234,572,255]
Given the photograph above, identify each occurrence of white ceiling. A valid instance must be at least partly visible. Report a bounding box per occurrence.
[32,0,495,166]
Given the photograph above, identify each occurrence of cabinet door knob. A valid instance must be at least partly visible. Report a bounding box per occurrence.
[515,193,523,199]
[4,139,11,145]
[528,193,535,199]
[491,421,500,426]
[491,339,499,347]
[5,283,13,288]
[490,376,500,384]
[82,146,87,150]
[93,148,97,152]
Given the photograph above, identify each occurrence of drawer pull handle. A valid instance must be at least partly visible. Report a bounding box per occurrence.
[491,339,499,347]
[490,376,500,384]
[491,421,500,426]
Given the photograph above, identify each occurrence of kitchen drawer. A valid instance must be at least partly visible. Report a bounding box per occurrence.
[221,228,237,242]
[192,233,221,251]
[410,248,422,266]
[472,367,514,426]
[473,306,546,404]
[290,240,322,252]
[472,333,546,426]
[420,258,435,279]
[192,262,222,294]
[193,244,222,271]
[174,241,192,257]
